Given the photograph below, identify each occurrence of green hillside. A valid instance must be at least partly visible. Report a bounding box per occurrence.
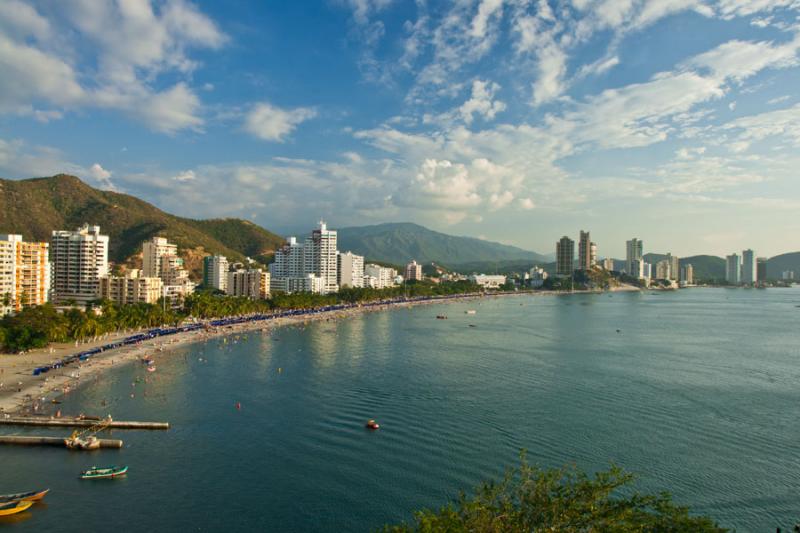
[0,174,285,275]
[338,222,549,267]
[766,252,800,279]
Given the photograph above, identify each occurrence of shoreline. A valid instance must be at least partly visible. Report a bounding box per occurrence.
[0,286,640,415]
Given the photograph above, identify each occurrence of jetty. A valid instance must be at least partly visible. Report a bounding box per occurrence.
[0,416,169,430]
[0,435,123,448]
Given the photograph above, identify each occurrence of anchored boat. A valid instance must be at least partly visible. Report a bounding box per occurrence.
[80,465,128,479]
[0,501,33,516]
[0,489,49,505]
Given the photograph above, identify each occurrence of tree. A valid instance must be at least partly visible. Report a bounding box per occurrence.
[381,455,726,532]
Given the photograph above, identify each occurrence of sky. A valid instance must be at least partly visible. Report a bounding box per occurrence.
[1,0,799,258]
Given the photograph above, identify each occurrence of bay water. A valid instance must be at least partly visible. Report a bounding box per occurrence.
[2,288,799,531]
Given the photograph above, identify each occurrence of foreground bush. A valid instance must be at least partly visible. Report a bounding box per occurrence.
[381,456,726,532]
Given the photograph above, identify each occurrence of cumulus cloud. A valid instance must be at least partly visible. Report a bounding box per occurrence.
[244,103,317,142]
[458,80,506,124]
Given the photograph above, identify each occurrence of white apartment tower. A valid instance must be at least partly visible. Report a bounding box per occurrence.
[741,249,757,284]
[626,238,643,275]
[51,224,109,305]
[337,251,364,288]
[142,237,178,278]
[405,260,423,281]
[0,235,50,315]
[303,221,339,294]
[203,255,229,292]
[726,253,741,284]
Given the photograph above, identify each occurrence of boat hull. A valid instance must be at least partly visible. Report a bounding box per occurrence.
[80,466,128,479]
[0,489,49,504]
[0,501,33,516]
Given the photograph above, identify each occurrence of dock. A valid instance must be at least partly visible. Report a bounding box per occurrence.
[0,435,123,448]
[0,417,169,430]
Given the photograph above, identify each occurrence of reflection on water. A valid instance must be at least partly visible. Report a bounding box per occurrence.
[3,288,800,533]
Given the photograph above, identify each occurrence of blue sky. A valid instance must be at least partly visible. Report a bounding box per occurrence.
[1,0,799,257]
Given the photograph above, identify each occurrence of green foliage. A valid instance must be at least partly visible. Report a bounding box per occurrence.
[381,455,726,533]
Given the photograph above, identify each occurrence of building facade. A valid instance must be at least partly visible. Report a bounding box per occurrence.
[303,221,338,294]
[98,270,163,305]
[625,238,643,276]
[405,260,423,281]
[142,237,177,278]
[741,249,757,284]
[577,230,595,271]
[665,253,679,281]
[0,235,50,314]
[757,257,768,281]
[203,255,229,292]
[655,259,671,280]
[50,224,109,305]
[469,274,507,289]
[725,254,741,284]
[529,266,548,288]
[556,236,575,277]
[602,258,615,271]
[226,269,270,299]
[364,264,397,289]
[337,251,364,288]
[680,264,694,285]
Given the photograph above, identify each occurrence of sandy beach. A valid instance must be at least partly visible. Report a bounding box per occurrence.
[0,286,640,415]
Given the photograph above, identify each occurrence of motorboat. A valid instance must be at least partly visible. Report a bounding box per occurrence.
[365,419,380,430]
[80,465,128,479]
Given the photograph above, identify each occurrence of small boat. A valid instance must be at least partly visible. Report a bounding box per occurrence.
[0,489,49,505]
[65,434,100,450]
[0,501,33,516]
[465,310,477,315]
[436,315,447,320]
[365,419,380,430]
[80,465,128,479]
[468,324,477,328]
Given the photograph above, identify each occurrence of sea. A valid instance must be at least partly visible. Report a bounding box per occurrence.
[2,288,799,532]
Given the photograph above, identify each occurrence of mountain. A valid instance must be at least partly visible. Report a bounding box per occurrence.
[0,174,285,275]
[337,222,550,267]
[767,252,800,279]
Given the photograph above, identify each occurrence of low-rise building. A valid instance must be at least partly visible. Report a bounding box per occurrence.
[529,266,548,288]
[364,264,397,289]
[270,274,325,294]
[469,274,507,289]
[227,269,269,299]
[602,258,615,271]
[98,269,163,305]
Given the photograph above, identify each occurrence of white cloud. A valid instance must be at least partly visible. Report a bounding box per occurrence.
[244,103,317,142]
[88,163,114,189]
[459,80,506,124]
[172,170,196,182]
[138,83,204,133]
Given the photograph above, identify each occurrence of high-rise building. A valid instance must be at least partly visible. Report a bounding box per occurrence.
[655,259,671,280]
[556,236,575,277]
[203,255,229,292]
[270,237,305,279]
[642,262,652,281]
[757,257,768,281]
[0,235,50,315]
[303,221,338,294]
[680,264,694,285]
[741,249,757,284]
[51,224,109,305]
[337,251,364,288]
[577,230,595,271]
[142,237,177,278]
[665,253,679,281]
[226,269,269,299]
[626,238,643,275]
[725,254,741,284]
[602,258,614,271]
[98,270,163,305]
[405,260,423,281]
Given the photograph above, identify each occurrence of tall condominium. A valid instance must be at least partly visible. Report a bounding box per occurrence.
[303,221,339,294]
[556,236,575,276]
[203,255,229,292]
[741,249,757,284]
[665,253,679,281]
[0,235,50,315]
[655,259,671,280]
[756,257,768,281]
[364,264,397,289]
[680,264,694,285]
[270,237,305,278]
[405,260,423,281]
[51,224,109,305]
[625,238,643,275]
[577,231,596,271]
[602,258,614,271]
[142,237,177,278]
[337,251,364,288]
[725,253,741,284]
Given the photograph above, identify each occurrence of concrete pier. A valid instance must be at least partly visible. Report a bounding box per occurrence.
[0,435,123,448]
[0,417,169,430]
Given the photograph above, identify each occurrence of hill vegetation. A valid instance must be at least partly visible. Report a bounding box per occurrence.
[338,222,550,267]
[0,175,285,276]
[766,252,800,279]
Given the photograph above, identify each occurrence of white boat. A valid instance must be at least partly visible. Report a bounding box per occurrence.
[465,310,477,315]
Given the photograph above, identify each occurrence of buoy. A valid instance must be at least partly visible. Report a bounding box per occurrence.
[235,402,241,410]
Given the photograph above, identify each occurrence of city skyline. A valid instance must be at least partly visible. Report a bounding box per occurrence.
[1,1,799,257]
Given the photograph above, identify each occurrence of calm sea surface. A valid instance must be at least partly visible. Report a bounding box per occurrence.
[2,288,799,531]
